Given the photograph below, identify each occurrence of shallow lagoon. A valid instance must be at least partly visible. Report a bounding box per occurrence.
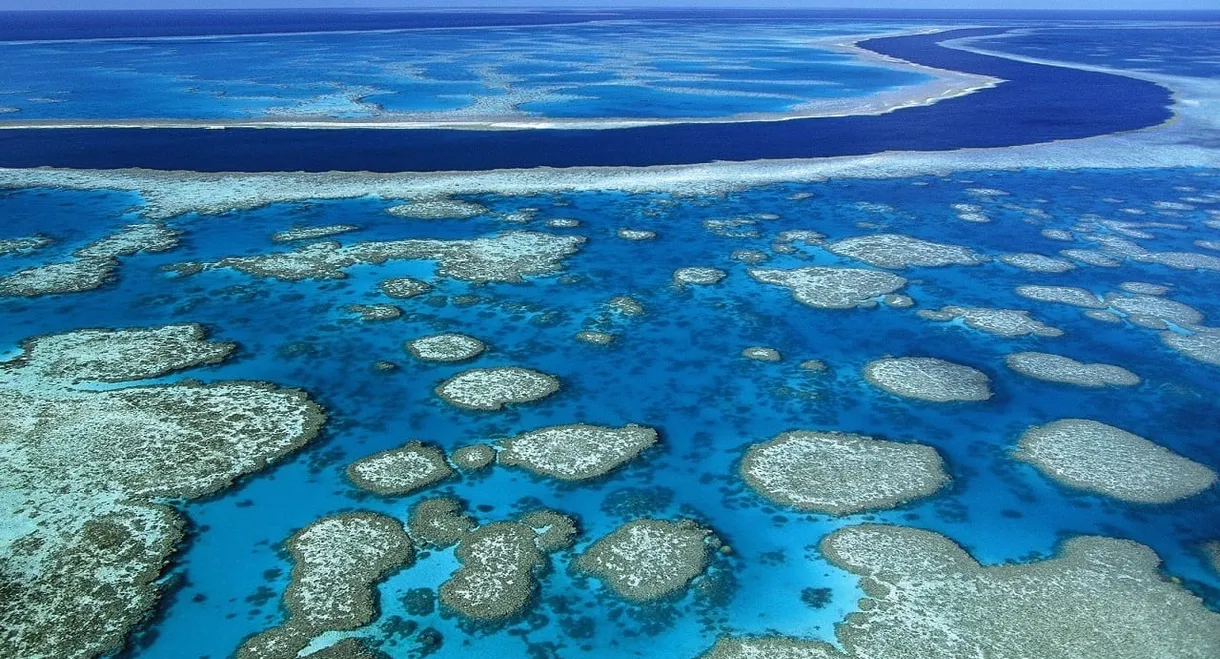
[2,167,1218,658]
[0,20,930,123]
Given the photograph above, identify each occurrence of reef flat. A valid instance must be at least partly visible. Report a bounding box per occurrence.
[379,277,432,299]
[451,444,496,471]
[826,233,985,269]
[702,524,1220,659]
[497,424,658,481]
[172,231,584,284]
[1163,329,1220,366]
[576,519,716,603]
[674,267,727,287]
[0,234,51,255]
[0,325,324,659]
[1006,352,1140,388]
[347,304,401,322]
[917,306,1063,337]
[406,333,487,363]
[409,497,476,548]
[998,252,1077,273]
[438,513,576,621]
[346,441,454,495]
[739,431,949,515]
[239,512,413,659]
[618,229,657,241]
[3,323,235,382]
[1014,419,1216,504]
[435,367,560,410]
[863,357,992,402]
[1015,285,1106,309]
[749,267,907,309]
[272,224,360,243]
[386,198,488,220]
[0,221,178,297]
[742,346,782,362]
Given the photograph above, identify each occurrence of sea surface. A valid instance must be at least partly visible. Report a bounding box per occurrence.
[1,9,1219,659]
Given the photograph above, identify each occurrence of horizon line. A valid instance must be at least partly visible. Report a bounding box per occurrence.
[3,6,1220,13]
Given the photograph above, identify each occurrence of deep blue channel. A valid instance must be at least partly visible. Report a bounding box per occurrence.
[0,27,1174,171]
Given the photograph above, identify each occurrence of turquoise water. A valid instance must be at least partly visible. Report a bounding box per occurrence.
[0,20,929,122]
[2,168,1218,658]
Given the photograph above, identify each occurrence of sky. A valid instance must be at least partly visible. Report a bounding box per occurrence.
[0,1,1215,11]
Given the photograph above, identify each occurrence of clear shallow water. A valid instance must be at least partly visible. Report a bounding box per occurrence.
[0,20,929,122]
[2,168,1218,659]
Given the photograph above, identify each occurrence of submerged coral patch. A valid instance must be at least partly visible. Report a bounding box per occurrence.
[498,423,658,481]
[1006,352,1140,388]
[608,295,645,316]
[1015,419,1216,504]
[749,266,906,309]
[1041,228,1074,241]
[406,333,486,363]
[917,306,1063,337]
[576,330,617,345]
[742,346,782,362]
[864,357,992,402]
[881,293,913,308]
[576,519,715,603]
[238,512,413,659]
[739,431,949,515]
[731,249,769,264]
[704,218,760,239]
[702,524,1220,659]
[1203,542,1220,576]
[346,441,454,495]
[617,228,657,241]
[347,304,402,321]
[435,367,560,410]
[826,233,984,269]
